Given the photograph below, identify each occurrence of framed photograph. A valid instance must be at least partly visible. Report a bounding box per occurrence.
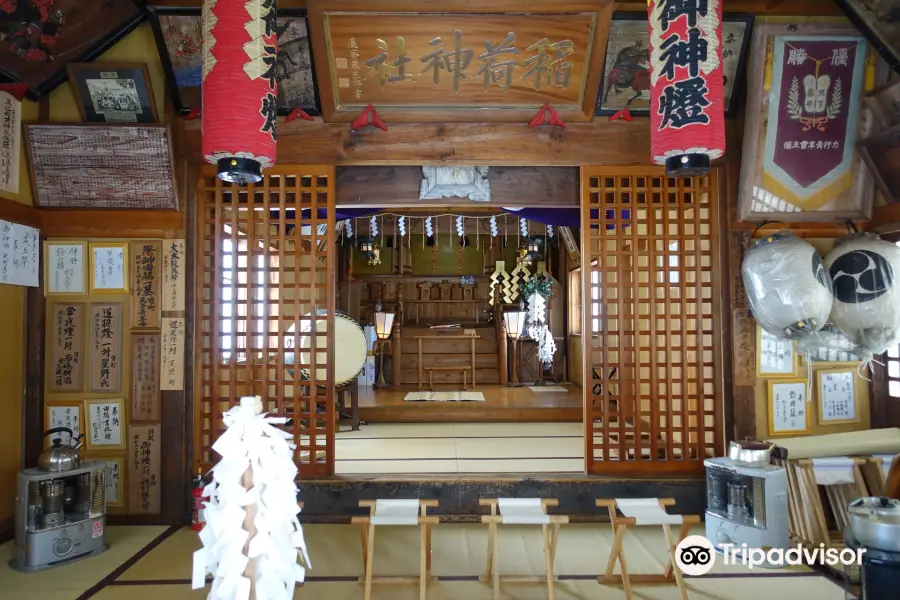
[148,7,320,116]
[756,325,799,378]
[44,241,87,295]
[94,457,125,508]
[595,13,753,118]
[737,24,877,222]
[45,400,84,448]
[0,1,144,101]
[767,378,811,436]
[89,242,129,294]
[816,368,862,426]
[66,62,158,124]
[85,399,125,450]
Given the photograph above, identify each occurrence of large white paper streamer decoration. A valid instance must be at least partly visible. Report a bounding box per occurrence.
[825,232,900,358]
[398,216,406,237]
[192,396,311,600]
[526,292,556,364]
[490,216,498,237]
[742,232,833,342]
[370,216,378,237]
[344,219,353,238]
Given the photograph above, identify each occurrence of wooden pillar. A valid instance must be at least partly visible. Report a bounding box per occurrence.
[392,283,403,386]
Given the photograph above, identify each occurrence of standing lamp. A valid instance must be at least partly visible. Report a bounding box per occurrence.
[373,301,395,389]
[503,308,526,387]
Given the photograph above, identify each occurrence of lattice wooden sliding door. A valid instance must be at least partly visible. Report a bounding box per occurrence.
[197,166,336,477]
[581,167,724,475]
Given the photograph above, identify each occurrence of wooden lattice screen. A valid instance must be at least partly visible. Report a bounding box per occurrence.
[197,166,336,477]
[581,167,723,475]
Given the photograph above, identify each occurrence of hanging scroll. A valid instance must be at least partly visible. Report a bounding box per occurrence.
[132,241,161,329]
[85,399,125,450]
[45,402,82,447]
[768,378,811,435]
[0,91,21,194]
[89,303,123,393]
[162,239,185,311]
[131,334,161,422]
[45,241,87,295]
[816,368,860,425]
[0,219,39,287]
[129,424,161,515]
[98,458,124,508]
[50,303,86,392]
[160,317,184,391]
[90,243,128,293]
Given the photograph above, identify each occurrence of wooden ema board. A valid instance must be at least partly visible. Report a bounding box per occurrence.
[89,303,123,393]
[50,303,86,392]
[581,167,722,474]
[308,0,612,122]
[132,241,161,329]
[131,333,161,422]
[161,318,184,391]
[129,424,161,515]
[197,166,336,476]
[24,124,178,209]
[162,239,185,312]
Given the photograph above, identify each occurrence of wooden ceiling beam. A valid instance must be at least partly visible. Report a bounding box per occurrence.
[336,166,578,207]
[146,0,841,15]
[181,118,653,166]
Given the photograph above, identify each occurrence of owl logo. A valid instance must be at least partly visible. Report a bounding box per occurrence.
[830,250,894,304]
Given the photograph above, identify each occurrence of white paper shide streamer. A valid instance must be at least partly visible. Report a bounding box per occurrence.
[527,293,557,365]
[425,216,433,237]
[546,225,554,238]
[520,218,528,237]
[490,216,498,237]
[398,216,406,237]
[456,216,464,238]
[344,219,353,238]
[192,396,311,600]
[370,216,378,237]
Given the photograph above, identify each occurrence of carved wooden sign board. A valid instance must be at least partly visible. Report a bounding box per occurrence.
[307,0,613,122]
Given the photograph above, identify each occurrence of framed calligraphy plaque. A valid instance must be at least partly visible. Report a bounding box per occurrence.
[756,325,799,378]
[44,401,83,448]
[0,220,39,287]
[307,0,613,123]
[596,13,752,118]
[131,334,161,423]
[90,243,129,294]
[816,368,861,425]
[738,25,876,222]
[85,399,125,450]
[767,378,811,436]
[128,424,161,515]
[160,317,185,391]
[96,458,125,508]
[89,303,123,393]
[0,91,21,195]
[45,241,87,296]
[50,303,86,393]
[131,241,161,329]
[162,239,185,312]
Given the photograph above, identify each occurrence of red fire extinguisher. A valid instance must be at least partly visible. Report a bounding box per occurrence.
[191,466,207,531]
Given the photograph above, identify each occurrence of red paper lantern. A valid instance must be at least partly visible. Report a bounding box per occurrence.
[202,0,278,183]
[648,0,725,176]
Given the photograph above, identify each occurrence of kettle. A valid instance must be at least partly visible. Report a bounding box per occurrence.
[39,427,83,472]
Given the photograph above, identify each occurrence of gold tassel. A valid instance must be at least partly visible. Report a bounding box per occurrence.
[764,39,775,91]
[865,47,876,92]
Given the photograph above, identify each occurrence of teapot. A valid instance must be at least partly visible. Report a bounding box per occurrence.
[38,427,84,472]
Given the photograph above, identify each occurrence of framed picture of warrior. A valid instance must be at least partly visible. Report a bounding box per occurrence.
[147,6,320,116]
[737,24,879,222]
[595,13,753,118]
[0,0,144,100]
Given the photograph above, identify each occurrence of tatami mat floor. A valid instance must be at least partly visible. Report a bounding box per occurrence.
[1,523,845,599]
[335,423,585,474]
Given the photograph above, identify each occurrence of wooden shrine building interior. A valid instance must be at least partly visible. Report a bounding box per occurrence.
[2,0,900,542]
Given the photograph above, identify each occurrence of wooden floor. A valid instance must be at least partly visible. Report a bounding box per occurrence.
[357,384,582,423]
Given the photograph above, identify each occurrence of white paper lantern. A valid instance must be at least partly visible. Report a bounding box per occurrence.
[825,233,900,357]
[742,232,833,341]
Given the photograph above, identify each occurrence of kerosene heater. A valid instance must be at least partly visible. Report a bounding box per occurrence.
[9,428,108,572]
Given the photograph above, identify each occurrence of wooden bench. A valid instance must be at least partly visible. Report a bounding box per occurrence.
[425,366,468,390]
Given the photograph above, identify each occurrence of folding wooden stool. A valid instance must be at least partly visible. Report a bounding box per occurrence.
[480,498,569,600]
[350,499,439,600]
[596,498,700,600]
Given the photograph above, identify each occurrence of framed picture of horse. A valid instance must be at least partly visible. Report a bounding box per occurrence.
[595,13,754,118]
